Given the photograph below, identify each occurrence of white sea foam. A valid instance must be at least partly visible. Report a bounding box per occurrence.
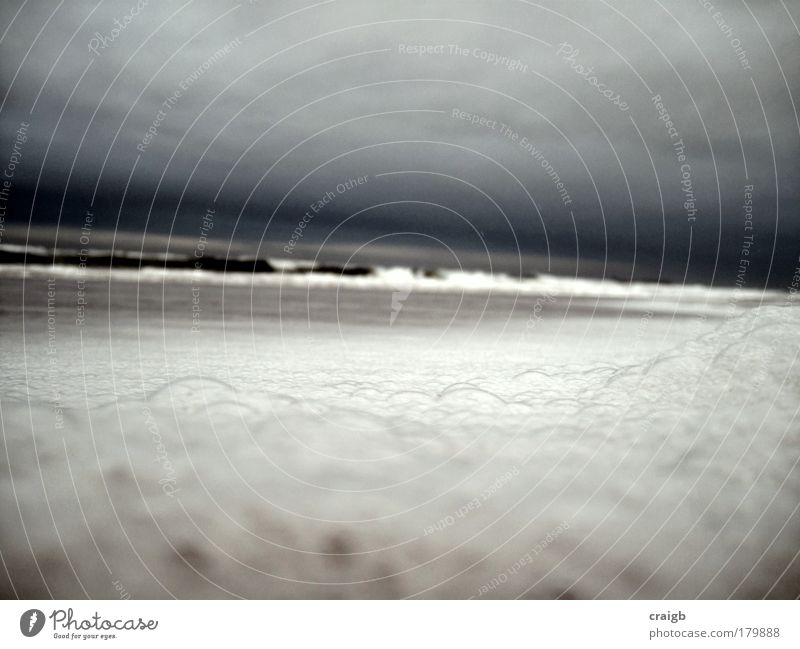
[1,278,798,598]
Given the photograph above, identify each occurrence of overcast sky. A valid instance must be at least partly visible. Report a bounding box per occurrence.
[1,0,798,285]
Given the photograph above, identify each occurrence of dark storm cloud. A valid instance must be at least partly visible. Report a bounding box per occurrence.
[1,0,798,284]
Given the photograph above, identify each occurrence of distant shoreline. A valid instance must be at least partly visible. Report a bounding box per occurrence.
[0,243,781,307]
